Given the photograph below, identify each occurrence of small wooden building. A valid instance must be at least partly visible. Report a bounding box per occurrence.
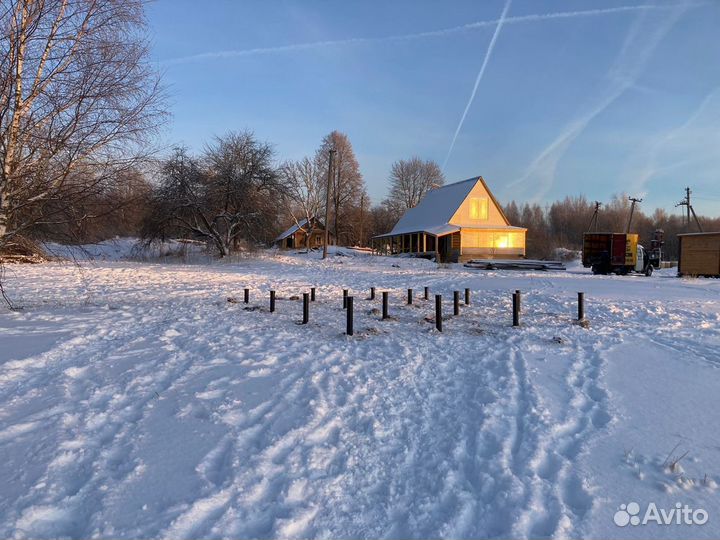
[678,232,720,277]
[372,176,526,263]
[274,218,334,250]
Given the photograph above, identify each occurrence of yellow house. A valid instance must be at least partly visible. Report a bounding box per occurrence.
[373,176,526,262]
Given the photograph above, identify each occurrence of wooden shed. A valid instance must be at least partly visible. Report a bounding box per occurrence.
[274,218,334,250]
[372,176,526,263]
[678,232,720,277]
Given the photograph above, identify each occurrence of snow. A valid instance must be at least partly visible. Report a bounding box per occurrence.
[376,223,461,238]
[384,177,479,236]
[41,238,206,262]
[1,249,719,539]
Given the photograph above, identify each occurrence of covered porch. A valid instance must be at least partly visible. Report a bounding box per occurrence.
[372,229,461,263]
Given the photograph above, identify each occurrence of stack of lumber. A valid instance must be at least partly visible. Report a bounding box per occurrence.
[464,259,566,271]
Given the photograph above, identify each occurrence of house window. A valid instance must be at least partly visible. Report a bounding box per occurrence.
[494,235,509,248]
[469,197,488,220]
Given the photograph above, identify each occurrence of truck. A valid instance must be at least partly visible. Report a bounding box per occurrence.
[582,232,659,276]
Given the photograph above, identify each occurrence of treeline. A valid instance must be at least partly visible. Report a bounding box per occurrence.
[25,128,447,257]
[24,130,720,262]
[503,195,720,260]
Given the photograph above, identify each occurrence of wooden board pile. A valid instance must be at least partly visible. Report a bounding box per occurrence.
[464,259,567,271]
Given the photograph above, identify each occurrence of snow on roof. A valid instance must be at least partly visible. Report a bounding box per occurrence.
[275,218,314,242]
[374,223,461,239]
[381,176,520,238]
[386,177,479,236]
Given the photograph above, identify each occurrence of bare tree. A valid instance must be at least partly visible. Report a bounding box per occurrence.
[142,147,205,244]
[384,157,444,220]
[314,131,365,245]
[548,195,593,249]
[367,204,397,240]
[278,156,324,249]
[144,133,280,257]
[0,0,165,253]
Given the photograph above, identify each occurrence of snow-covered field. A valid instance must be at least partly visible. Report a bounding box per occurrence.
[1,247,719,539]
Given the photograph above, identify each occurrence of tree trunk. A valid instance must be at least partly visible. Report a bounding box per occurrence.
[215,238,228,258]
[0,4,29,248]
[0,189,9,245]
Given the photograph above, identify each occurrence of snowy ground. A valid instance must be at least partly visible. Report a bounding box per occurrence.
[1,247,719,539]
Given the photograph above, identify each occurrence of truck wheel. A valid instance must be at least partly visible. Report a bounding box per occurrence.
[645,265,653,277]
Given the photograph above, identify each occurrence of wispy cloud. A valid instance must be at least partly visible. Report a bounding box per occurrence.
[507,1,693,202]
[442,0,512,171]
[164,3,695,65]
[624,87,720,196]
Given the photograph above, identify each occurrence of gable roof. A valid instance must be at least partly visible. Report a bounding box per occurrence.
[378,176,514,237]
[275,217,327,242]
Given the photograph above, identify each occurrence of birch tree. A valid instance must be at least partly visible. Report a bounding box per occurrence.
[0,0,165,252]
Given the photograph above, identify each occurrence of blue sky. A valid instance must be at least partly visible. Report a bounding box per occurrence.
[147,0,720,216]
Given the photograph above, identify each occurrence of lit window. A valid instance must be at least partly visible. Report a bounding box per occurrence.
[494,235,508,248]
[469,197,488,220]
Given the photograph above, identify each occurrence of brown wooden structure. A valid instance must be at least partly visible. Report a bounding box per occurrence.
[275,218,334,250]
[678,232,720,277]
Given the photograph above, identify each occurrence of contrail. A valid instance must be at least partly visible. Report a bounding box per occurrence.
[442,0,512,171]
[507,1,692,202]
[164,3,696,65]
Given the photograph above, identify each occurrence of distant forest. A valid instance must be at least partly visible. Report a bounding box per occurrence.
[502,195,718,260]
[18,140,716,262]
[4,114,714,261]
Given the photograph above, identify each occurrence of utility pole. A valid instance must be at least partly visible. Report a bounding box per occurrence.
[322,149,335,259]
[676,188,688,227]
[626,196,643,233]
[676,186,703,232]
[358,193,366,247]
[587,201,601,232]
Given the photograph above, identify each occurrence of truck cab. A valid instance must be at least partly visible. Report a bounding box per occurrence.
[634,245,653,276]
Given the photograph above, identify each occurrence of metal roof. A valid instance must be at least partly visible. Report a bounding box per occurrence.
[275,218,328,242]
[373,176,521,238]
